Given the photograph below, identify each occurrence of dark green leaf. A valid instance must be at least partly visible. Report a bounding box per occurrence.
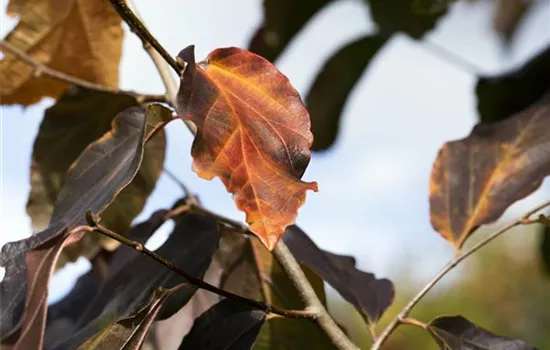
[306,35,387,150]
[50,213,219,349]
[283,226,394,325]
[476,45,550,124]
[179,299,266,350]
[367,0,447,39]
[26,87,166,267]
[249,0,335,62]
[428,315,537,349]
[1,106,153,347]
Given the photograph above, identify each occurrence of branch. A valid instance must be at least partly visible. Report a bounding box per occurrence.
[84,210,316,320]
[0,41,166,104]
[371,200,550,350]
[114,0,195,133]
[273,242,360,350]
[108,0,181,75]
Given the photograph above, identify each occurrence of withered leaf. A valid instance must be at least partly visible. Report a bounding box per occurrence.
[50,213,219,349]
[429,93,550,249]
[428,315,536,350]
[217,230,334,349]
[0,106,152,347]
[306,35,387,151]
[26,88,166,268]
[178,299,266,350]
[283,226,394,325]
[1,0,123,105]
[176,46,318,250]
[476,45,550,124]
[248,0,334,62]
[367,0,447,39]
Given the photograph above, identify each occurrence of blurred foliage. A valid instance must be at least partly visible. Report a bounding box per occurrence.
[331,224,550,349]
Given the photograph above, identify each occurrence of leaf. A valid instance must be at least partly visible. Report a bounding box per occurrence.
[476,45,550,124]
[412,0,454,14]
[176,46,318,250]
[1,0,123,106]
[306,35,387,151]
[248,0,335,62]
[1,106,152,347]
[50,212,219,349]
[367,0,447,39]
[26,88,167,268]
[429,93,550,249]
[492,0,530,43]
[78,286,180,350]
[217,230,334,349]
[283,226,394,325]
[539,225,550,276]
[44,209,169,347]
[427,315,536,349]
[179,299,266,350]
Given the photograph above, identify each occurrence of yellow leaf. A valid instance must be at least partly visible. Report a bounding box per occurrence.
[1,0,123,106]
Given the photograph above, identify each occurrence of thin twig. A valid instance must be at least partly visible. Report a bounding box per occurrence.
[273,242,360,350]
[84,211,316,320]
[117,0,195,133]
[371,200,550,350]
[0,41,165,104]
[108,0,181,75]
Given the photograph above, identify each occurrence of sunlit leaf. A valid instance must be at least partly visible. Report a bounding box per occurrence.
[367,0,447,39]
[0,0,123,106]
[428,315,536,349]
[26,88,167,268]
[283,226,394,325]
[50,213,219,349]
[0,107,153,347]
[217,230,334,349]
[429,93,550,249]
[176,46,318,250]
[476,45,550,124]
[179,299,266,350]
[306,35,387,150]
[249,0,334,62]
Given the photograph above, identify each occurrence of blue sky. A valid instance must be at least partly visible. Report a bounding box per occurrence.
[1,0,550,302]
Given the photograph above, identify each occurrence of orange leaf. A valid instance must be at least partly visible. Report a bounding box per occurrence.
[1,0,123,106]
[430,93,550,249]
[176,46,318,250]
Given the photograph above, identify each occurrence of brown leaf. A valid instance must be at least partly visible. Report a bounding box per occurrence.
[176,45,318,250]
[1,0,123,106]
[429,93,550,249]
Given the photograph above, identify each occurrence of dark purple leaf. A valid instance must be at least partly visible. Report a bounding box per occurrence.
[283,225,394,324]
[306,35,387,150]
[178,299,265,350]
[476,45,550,124]
[428,316,537,350]
[249,0,335,62]
[27,87,166,268]
[50,213,219,349]
[1,106,153,347]
[367,0,447,39]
